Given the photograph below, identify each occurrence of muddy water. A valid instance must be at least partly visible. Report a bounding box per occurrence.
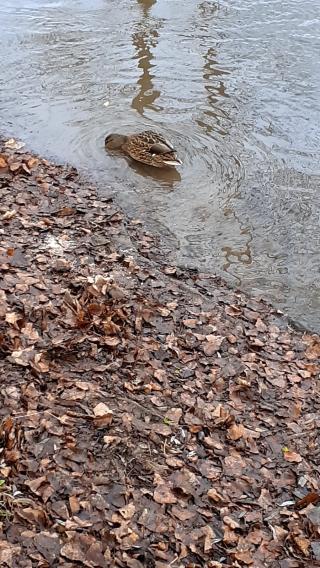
[1,0,320,330]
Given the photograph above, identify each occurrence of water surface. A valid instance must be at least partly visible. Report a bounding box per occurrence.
[1,0,320,329]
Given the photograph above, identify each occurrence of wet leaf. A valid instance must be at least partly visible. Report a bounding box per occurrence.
[5,138,25,149]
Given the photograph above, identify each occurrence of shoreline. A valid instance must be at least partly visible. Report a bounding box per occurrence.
[0,137,319,566]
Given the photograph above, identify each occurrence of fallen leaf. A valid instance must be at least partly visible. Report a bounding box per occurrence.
[295,492,320,509]
[5,138,25,149]
[228,423,245,441]
[283,450,302,463]
[25,476,47,495]
[2,210,17,222]
[34,531,61,563]
[223,515,240,529]
[119,502,135,519]
[203,335,224,356]
[165,407,183,424]
[233,550,254,565]
[183,319,198,328]
[93,403,113,428]
[103,435,121,446]
[0,541,21,564]
[171,506,196,521]
[207,488,223,502]
[293,536,310,556]
[153,485,177,504]
[306,506,320,527]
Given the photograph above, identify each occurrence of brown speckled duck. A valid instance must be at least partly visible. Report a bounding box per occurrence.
[105,130,182,168]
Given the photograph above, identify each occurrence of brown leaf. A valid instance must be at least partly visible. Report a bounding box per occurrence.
[61,542,83,563]
[25,476,47,495]
[103,435,121,446]
[0,541,21,564]
[119,503,136,520]
[207,488,223,502]
[165,407,183,424]
[255,318,267,332]
[57,207,75,217]
[223,525,238,544]
[171,506,196,521]
[153,485,177,504]
[2,209,17,220]
[93,403,113,428]
[223,515,240,529]
[17,506,49,527]
[69,495,80,515]
[283,450,302,463]
[166,456,184,468]
[203,525,215,552]
[257,488,273,510]
[9,162,22,172]
[305,339,320,360]
[293,536,310,556]
[203,335,224,356]
[34,531,61,563]
[87,303,103,316]
[4,138,25,149]
[233,550,254,564]
[247,529,265,545]
[153,423,172,436]
[104,336,120,347]
[183,319,198,328]
[228,423,245,441]
[225,305,242,316]
[295,492,320,509]
[271,525,288,542]
[27,157,39,169]
[198,461,221,479]
[0,156,7,168]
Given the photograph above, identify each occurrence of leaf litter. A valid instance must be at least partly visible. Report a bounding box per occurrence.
[0,138,320,567]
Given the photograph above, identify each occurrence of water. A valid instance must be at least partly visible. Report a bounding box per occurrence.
[1,0,320,330]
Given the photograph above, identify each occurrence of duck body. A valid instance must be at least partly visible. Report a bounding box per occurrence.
[105,130,182,168]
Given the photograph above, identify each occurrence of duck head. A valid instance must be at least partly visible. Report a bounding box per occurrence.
[105,133,128,150]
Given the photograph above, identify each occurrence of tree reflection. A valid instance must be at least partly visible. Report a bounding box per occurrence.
[196,2,252,272]
[131,0,162,116]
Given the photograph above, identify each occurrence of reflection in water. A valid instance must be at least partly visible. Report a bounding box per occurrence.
[126,156,181,185]
[223,228,253,274]
[131,0,161,116]
[126,0,180,187]
[137,0,156,17]
[196,4,253,273]
[197,47,230,137]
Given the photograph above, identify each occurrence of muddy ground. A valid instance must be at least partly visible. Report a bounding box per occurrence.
[0,138,320,567]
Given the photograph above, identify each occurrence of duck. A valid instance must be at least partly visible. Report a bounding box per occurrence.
[105,130,182,168]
